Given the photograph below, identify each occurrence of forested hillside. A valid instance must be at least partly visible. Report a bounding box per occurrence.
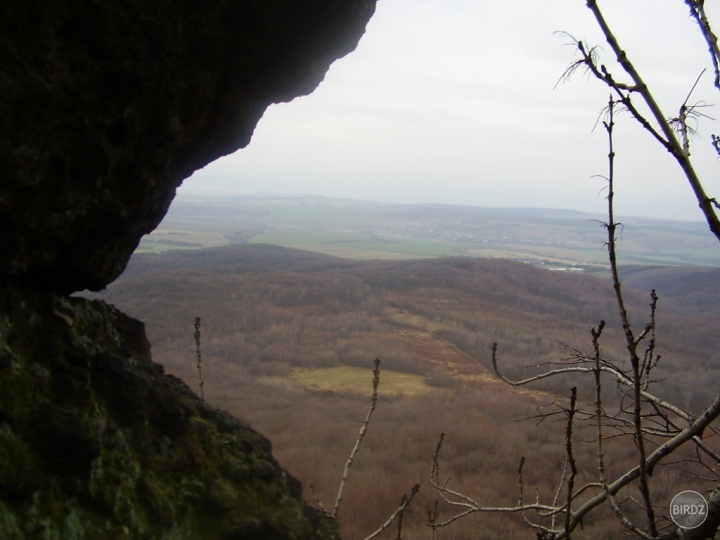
[91,244,720,538]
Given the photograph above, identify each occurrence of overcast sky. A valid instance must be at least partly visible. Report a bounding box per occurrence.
[181,0,720,221]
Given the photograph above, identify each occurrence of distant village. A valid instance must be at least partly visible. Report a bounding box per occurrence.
[371,219,589,271]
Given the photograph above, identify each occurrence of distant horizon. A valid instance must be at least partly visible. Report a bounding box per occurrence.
[173,186,708,224]
[152,187,720,268]
[178,1,720,224]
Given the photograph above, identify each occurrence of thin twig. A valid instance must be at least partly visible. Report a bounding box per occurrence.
[310,483,328,514]
[686,0,720,90]
[333,358,381,518]
[602,97,657,536]
[550,457,570,531]
[564,387,578,538]
[363,484,420,540]
[194,316,204,400]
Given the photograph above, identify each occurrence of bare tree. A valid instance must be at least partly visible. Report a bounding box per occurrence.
[430,3,720,538]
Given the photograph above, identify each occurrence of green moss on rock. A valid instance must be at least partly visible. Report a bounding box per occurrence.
[0,282,339,539]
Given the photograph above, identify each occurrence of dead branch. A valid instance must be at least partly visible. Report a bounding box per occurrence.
[685,0,720,90]
[563,387,578,537]
[363,484,420,540]
[193,316,204,400]
[583,0,720,242]
[333,358,381,518]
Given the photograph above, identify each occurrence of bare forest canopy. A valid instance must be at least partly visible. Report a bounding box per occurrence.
[90,242,720,538]
[139,194,720,269]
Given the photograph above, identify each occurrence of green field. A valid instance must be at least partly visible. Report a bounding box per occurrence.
[137,194,720,267]
[137,229,229,252]
[290,366,431,396]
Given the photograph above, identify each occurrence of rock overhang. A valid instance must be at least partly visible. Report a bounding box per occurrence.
[0,0,377,294]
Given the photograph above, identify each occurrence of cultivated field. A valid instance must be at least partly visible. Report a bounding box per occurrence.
[138,193,720,270]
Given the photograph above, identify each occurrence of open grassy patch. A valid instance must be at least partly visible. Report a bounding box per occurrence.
[137,229,229,252]
[290,366,432,396]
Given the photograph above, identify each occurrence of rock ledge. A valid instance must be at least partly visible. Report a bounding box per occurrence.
[0,282,339,539]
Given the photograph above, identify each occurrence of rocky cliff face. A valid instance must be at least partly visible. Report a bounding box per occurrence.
[0,1,376,537]
[0,283,339,539]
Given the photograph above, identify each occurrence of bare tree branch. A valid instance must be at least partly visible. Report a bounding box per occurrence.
[584,0,720,242]
[563,387,578,538]
[685,0,720,90]
[363,484,420,540]
[333,358,381,519]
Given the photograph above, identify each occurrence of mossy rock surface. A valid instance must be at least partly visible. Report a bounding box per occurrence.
[0,282,339,539]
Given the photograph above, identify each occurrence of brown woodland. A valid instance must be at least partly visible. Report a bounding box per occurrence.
[90,244,720,538]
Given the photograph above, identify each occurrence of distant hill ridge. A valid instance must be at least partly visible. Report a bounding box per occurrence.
[620,264,720,314]
[125,243,350,277]
[125,243,720,309]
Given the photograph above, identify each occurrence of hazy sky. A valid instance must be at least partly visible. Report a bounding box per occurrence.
[181,1,720,221]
